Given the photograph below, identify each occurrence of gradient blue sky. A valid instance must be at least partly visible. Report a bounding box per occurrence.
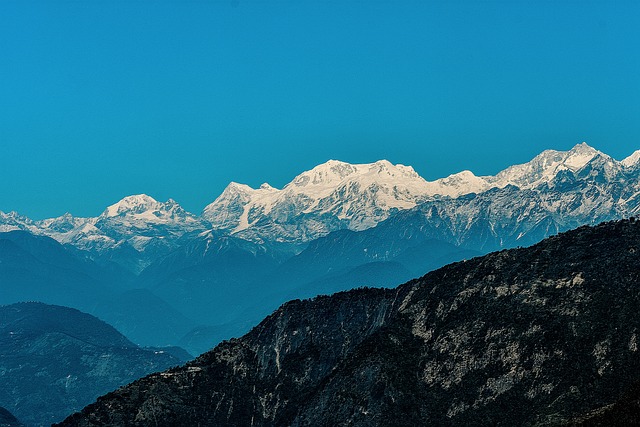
[1,1,639,219]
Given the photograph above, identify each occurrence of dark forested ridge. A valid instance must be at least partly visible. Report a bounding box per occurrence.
[0,303,182,426]
[58,219,640,426]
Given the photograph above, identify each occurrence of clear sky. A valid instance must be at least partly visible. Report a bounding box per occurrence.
[1,0,639,219]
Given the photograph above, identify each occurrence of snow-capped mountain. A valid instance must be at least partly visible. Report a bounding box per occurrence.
[40,195,208,253]
[421,142,604,196]
[489,142,603,189]
[0,210,34,232]
[1,142,639,258]
[93,195,207,249]
[202,159,433,242]
[0,195,210,272]
[201,143,638,243]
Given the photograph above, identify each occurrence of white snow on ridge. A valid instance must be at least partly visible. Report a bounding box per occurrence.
[2,142,639,249]
[622,150,640,168]
[200,142,638,241]
[425,170,490,197]
[488,142,602,190]
[202,159,435,234]
[103,194,163,219]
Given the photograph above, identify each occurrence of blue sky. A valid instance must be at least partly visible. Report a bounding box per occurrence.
[1,1,639,219]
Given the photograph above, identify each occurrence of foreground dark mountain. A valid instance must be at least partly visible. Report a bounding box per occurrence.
[59,219,640,425]
[0,303,183,426]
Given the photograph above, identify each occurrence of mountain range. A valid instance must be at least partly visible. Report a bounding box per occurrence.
[57,218,640,426]
[2,142,640,356]
[3,142,640,424]
[3,143,638,258]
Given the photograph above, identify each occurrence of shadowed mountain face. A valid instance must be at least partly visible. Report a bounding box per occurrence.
[0,407,23,427]
[58,219,640,426]
[0,303,182,427]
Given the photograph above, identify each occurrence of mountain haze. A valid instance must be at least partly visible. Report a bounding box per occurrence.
[0,302,182,426]
[58,219,640,426]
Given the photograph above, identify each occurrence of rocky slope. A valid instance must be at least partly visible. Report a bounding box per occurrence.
[0,303,182,426]
[58,219,640,426]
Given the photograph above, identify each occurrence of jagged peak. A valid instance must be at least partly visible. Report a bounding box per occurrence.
[563,142,602,170]
[490,142,603,189]
[103,194,159,217]
[259,182,278,191]
[214,181,277,200]
[622,150,640,168]
[0,210,28,219]
[288,159,422,189]
[570,141,597,153]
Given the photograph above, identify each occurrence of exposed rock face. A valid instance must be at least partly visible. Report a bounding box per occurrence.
[59,219,640,426]
[0,303,182,426]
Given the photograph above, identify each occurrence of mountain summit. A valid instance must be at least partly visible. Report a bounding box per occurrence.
[202,159,432,241]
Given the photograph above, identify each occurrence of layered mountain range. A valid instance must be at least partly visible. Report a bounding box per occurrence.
[3,143,638,258]
[3,143,640,424]
[2,142,640,356]
[58,218,640,426]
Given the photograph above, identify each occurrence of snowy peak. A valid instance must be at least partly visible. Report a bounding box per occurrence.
[259,183,277,191]
[0,210,33,232]
[3,143,640,251]
[289,160,359,189]
[426,170,490,197]
[213,181,279,202]
[491,142,602,189]
[287,160,422,190]
[202,159,433,238]
[622,150,640,168]
[564,142,601,169]
[36,213,88,234]
[103,194,160,218]
[202,181,281,228]
[99,194,198,225]
[285,159,427,198]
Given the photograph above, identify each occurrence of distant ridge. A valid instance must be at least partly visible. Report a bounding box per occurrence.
[2,142,639,250]
[0,302,182,426]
